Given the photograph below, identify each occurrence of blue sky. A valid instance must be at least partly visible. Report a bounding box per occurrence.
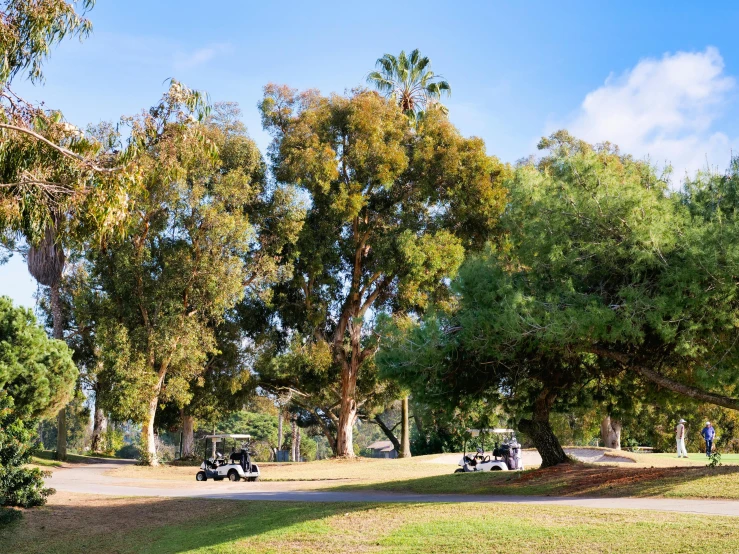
[4,0,739,308]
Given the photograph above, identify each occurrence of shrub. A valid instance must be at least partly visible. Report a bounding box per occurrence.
[0,393,54,508]
[103,429,125,456]
[115,443,140,460]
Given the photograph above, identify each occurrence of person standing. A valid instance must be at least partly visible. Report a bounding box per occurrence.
[701,421,715,457]
[676,418,688,458]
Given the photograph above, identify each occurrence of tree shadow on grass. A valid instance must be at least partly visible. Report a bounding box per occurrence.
[329,463,739,499]
[0,495,378,554]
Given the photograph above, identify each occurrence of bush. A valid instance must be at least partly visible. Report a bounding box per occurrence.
[102,429,125,456]
[0,393,54,508]
[116,443,140,460]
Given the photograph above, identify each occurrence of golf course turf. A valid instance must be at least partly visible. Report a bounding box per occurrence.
[4,492,739,553]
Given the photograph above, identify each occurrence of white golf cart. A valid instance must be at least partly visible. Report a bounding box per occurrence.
[456,428,524,472]
[195,434,260,482]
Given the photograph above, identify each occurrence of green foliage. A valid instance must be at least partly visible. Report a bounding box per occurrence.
[709,451,722,468]
[0,393,53,508]
[377,131,739,464]
[256,84,508,454]
[367,49,451,123]
[101,428,124,457]
[0,0,94,85]
[0,296,76,418]
[218,411,278,444]
[76,92,301,462]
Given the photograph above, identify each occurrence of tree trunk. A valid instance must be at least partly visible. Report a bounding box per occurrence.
[335,357,358,458]
[518,389,570,468]
[291,416,298,462]
[399,396,411,458]
[589,348,739,411]
[140,394,160,465]
[296,425,301,462]
[181,411,195,458]
[91,405,107,453]
[601,415,622,450]
[277,411,283,451]
[373,414,401,452]
[50,282,68,461]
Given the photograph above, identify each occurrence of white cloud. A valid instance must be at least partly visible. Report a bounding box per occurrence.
[556,47,737,185]
[174,43,231,70]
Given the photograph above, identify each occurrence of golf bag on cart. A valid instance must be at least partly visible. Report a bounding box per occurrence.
[494,437,523,470]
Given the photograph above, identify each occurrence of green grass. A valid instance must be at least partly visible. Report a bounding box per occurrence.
[106,455,454,482]
[333,463,739,500]
[4,494,739,553]
[652,452,739,463]
[32,450,121,465]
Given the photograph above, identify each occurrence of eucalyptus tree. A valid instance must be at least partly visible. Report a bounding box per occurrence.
[0,0,135,460]
[367,49,451,123]
[258,85,508,457]
[88,97,302,465]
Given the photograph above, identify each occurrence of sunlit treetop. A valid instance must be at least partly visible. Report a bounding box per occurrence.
[0,0,94,85]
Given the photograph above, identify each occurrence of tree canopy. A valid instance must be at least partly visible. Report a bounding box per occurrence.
[378,131,739,465]
[256,84,508,456]
[0,295,76,418]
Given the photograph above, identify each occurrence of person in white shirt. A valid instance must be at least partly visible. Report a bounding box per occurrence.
[676,418,688,458]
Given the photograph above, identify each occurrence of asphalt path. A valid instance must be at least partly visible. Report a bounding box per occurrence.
[47,460,739,517]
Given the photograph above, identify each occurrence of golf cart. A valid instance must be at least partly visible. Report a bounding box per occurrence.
[456,428,524,472]
[195,434,260,482]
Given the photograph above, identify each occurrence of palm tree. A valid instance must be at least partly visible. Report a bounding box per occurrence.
[27,218,68,459]
[367,49,451,121]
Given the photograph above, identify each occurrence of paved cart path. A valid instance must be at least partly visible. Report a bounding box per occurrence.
[47,460,739,517]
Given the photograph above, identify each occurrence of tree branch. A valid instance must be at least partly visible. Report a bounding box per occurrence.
[372,414,401,451]
[0,123,122,173]
[590,348,739,411]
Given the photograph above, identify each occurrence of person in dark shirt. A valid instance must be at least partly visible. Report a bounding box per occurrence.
[701,422,716,457]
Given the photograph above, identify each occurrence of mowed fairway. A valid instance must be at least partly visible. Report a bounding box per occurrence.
[99,452,739,501]
[4,492,739,554]
[104,454,457,483]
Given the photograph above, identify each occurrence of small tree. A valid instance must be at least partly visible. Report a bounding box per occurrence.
[0,297,76,507]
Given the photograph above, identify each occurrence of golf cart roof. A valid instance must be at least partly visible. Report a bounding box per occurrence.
[204,434,252,440]
[467,428,515,437]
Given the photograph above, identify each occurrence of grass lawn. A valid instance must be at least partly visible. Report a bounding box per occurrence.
[32,450,122,465]
[103,452,739,501]
[106,454,454,483]
[3,492,739,553]
[334,463,739,500]
[652,452,739,463]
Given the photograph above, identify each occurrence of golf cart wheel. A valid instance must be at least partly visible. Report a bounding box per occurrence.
[248,476,259,482]
[454,468,465,474]
[228,470,240,482]
[196,471,207,482]
[491,466,502,471]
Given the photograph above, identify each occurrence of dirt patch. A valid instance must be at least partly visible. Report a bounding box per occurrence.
[508,464,739,497]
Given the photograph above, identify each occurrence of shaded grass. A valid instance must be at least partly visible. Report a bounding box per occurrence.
[33,450,122,464]
[3,492,739,553]
[334,463,739,500]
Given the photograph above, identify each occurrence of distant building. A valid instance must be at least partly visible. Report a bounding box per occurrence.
[366,440,398,459]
